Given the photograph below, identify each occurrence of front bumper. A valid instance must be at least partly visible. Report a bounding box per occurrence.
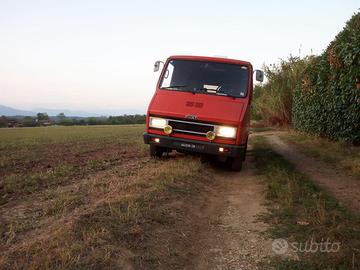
[143,133,245,158]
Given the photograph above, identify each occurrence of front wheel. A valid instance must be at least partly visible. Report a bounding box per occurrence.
[227,156,243,171]
[150,145,165,158]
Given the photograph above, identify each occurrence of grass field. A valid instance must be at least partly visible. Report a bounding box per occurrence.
[0,125,215,269]
[2,125,359,269]
[0,125,147,204]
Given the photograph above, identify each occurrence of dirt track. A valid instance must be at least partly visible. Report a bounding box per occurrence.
[263,132,360,212]
[187,150,273,269]
[181,132,360,268]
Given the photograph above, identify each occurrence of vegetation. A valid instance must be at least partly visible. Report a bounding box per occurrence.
[0,125,146,203]
[253,137,360,269]
[252,56,310,126]
[293,12,360,144]
[253,12,359,145]
[1,12,359,269]
[0,114,146,128]
[0,125,215,269]
[36,112,49,121]
[280,131,360,179]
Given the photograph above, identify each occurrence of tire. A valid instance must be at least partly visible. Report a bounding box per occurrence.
[227,156,243,171]
[150,145,164,158]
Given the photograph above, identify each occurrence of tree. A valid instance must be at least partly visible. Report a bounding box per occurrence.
[0,115,8,128]
[22,116,36,127]
[37,112,49,121]
[57,112,66,121]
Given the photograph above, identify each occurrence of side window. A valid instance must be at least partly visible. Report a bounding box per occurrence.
[160,61,174,88]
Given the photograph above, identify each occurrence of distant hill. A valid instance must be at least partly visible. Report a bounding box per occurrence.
[0,104,144,117]
[0,105,36,116]
[0,105,99,117]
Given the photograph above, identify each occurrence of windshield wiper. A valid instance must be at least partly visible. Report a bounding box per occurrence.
[161,85,189,90]
[191,87,216,94]
[162,86,236,97]
[194,87,229,96]
[161,85,200,94]
[216,88,229,96]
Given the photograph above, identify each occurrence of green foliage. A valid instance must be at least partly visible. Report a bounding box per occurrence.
[22,116,36,127]
[0,114,146,128]
[0,116,7,127]
[36,112,49,121]
[107,114,146,125]
[56,112,66,121]
[293,12,360,144]
[252,57,309,126]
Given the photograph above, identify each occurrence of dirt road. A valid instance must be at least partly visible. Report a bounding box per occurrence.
[187,150,273,269]
[263,133,360,212]
[178,132,359,269]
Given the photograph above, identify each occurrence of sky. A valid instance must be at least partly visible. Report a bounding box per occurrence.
[0,0,359,115]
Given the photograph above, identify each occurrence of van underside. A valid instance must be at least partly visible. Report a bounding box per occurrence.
[143,133,246,171]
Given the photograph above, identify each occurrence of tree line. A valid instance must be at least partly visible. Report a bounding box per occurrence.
[0,113,146,128]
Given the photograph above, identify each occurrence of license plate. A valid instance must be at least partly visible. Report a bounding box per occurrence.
[174,141,205,150]
[180,143,196,149]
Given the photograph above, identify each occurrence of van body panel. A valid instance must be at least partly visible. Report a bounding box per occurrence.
[144,55,254,164]
[149,90,245,124]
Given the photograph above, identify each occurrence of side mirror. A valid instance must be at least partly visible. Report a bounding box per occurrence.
[153,60,163,72]
[255,70,264,82]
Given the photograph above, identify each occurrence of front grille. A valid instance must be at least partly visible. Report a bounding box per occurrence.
[168,119,214,135]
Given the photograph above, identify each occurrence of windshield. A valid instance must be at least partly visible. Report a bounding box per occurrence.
[160,60,249,98]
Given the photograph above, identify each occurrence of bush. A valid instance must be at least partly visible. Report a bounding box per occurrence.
[293,12,360,144]
[252,57,309,126]
[22,116,36,127]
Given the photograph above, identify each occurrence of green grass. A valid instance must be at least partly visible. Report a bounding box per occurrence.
[0,125,144,147]
[253,137,360,269]
[280,131,360,179]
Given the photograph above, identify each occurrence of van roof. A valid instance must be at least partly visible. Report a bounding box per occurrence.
[168,55,252,66]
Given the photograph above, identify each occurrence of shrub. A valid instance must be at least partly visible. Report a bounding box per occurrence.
[252,57,309,126]
[293,12,360,144]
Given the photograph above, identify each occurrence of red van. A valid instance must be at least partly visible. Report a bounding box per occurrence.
[143,55,263,171]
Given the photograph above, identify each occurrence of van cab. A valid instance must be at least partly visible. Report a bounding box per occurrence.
[143,55,263,171]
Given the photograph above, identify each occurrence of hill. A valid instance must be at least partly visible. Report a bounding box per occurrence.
[0,105,36,116]
[0,105,99,117]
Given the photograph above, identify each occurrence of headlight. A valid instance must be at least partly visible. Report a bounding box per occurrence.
[215,126,237,138]
[149,117,167,129]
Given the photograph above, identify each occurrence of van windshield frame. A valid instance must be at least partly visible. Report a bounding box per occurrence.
[159,59,250,98]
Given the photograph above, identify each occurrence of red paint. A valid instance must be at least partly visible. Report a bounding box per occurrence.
[146,55,253,147]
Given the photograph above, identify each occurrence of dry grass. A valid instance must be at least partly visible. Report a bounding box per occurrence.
[0,125,215,269]
[280,130,360,179]
[0,125,147,204]
[253,137,360,269]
